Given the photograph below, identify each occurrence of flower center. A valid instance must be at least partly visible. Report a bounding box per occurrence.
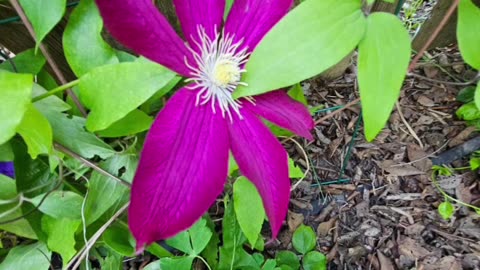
[185,26,250,121]
[213,60,241,88]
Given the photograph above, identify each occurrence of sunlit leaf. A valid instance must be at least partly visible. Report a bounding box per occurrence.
[0,71,33,145]
[16,104,53,159]
[358,12,411,141]
[234,0,366,98]
[458,0,480,70]
[63,0,118,76]
[438,201,455,220]
[42,216,80,267]
[233,177,265,247]
[79,61,175,131]
[19,0,66,51]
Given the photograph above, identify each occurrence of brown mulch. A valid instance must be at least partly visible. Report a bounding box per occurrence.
[278,46,480,269]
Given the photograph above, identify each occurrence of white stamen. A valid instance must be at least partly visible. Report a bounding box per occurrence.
[185,26,250,121]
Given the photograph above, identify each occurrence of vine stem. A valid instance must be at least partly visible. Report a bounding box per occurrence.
[431,172,480,212]
[32,79,80,102]
[407,0,461,71]
[196,256,213,270]
[8,0,88,117]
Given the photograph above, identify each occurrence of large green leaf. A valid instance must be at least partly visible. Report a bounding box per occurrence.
[16,104,53,159]
[97,109,153,138]
[63,0,118,76]
[458,0,480,70]
[30,191,84,219]
[19,0,66,51]
[0,49,46,74]
[0,242,51,270]
[0,71,33,144]
[41,215,80,267]
[83,154,136,225]
[103,224,136,256]
[79,61,176,131]
[42,110,115,159]
[0,142,14,162]
[358,12,411,141]
[234,0,366,98]
[233,177,265,247]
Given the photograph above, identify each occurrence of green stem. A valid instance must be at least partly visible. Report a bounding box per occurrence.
[32,79,80,102]
[431,172,480,212]
[196,256,212,270]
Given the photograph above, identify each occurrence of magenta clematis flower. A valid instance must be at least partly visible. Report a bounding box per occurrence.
[95,0,314,251]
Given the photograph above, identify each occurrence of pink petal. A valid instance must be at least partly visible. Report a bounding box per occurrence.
[129,87,229,250]
[243,90,314,140]
[95,0,192,76]
[173,0,225,45]
[228,109,290,238]
[224,0,293,51]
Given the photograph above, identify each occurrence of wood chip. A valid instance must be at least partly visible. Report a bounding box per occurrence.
[377,160,425,176]
[398,237,432,261]
[418,95,435,107]
[377,251,395,270]
[287,211,304,232]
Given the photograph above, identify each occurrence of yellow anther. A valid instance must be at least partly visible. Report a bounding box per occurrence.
[213,61,241,87]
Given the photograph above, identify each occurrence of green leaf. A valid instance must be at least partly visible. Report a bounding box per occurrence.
[263,259,277,270]
[438,201,455,220]
[83,156,132,225]
[79,61,176,131]
[470,157,480,170]
[0,49,46,74]
[165,218,212,256]
[19,0,66,51]
[218,197,257,270]
[457,86,476,103]
[234,0,366,98]
[189,218,213,255]
[202,217,220,269]
[32,83,71,112]
[233,176,265,247]
[302,251,327,270]
[474,84,480,110]
[288,84,308,106]
[457,0,480,70]
[42,110,115,159]
[0,175,37,239]
[97,109,153,138]
[358,12,411,141]
[0,71,33,145]
[103,224,136,256]
[276,251,300,270]
[289,158,304,179]
[456,102,480,120]
[101,249,124,270]
[0,242,51,270]
[16,104,53,159]
[292,224,316,254]
[160,257,194,270]
[30,191,84,219]
[63,0,118,76]
[42,215,80,267]
[0,142,14,162]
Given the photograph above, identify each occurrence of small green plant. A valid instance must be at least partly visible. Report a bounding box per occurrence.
[431,167,480,220]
